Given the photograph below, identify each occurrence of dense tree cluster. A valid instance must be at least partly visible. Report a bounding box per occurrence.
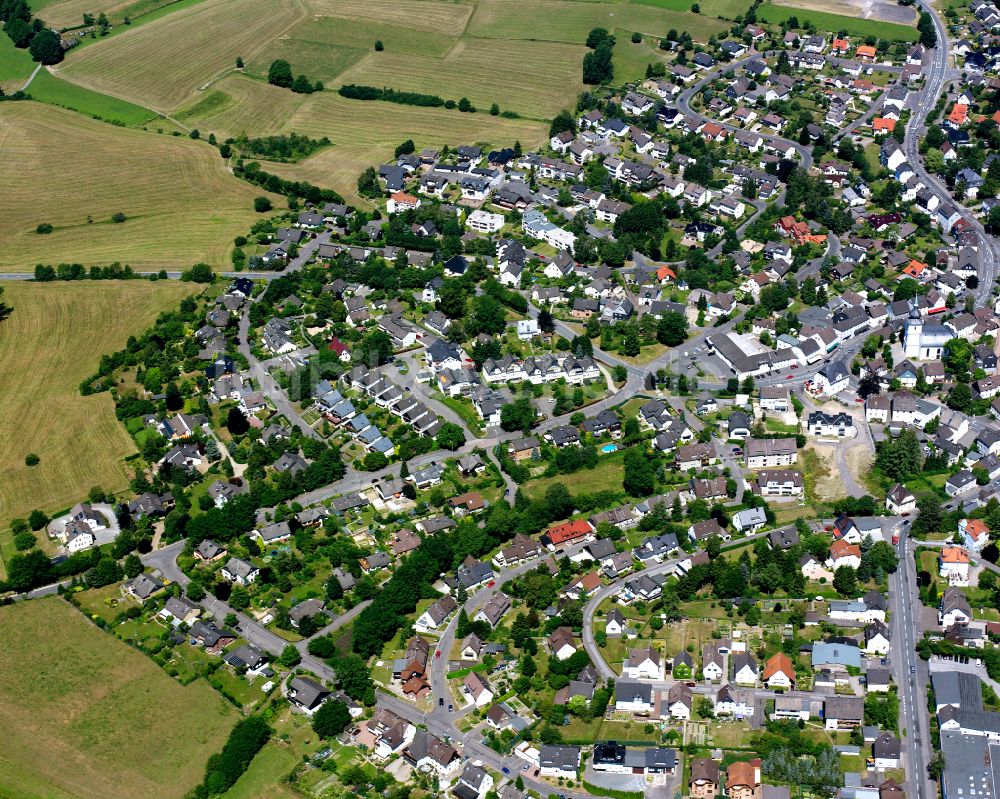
[1,0,63,63]
[232,133,331,162]
[582,28,614,85]
[267,59,322,93]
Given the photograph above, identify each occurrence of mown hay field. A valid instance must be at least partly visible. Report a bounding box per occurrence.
[335,38,586,119]
[57,0,305,111]
[0,598,237,799]
[466,0,730,43]
[277,89,549,200]
[0,102,269,271]
[0,280,198,527]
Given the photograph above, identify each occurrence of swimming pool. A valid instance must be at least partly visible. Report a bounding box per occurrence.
[601,443,618,453]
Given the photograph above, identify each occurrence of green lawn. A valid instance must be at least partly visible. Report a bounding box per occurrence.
[26,68,158,125]
[612,33,664,83]
[757,3,918,40]
[523,452,626,499]
[0,35,34,88]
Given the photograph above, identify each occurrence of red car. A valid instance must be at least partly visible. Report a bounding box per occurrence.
[435,650,441,659]
[487,580,495,588]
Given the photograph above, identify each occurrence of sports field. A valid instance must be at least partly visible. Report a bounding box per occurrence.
[0,102,268,271]
[0,597,237,799]
[0,280,198,527]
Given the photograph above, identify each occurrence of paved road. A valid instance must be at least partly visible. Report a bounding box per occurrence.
[890,532,933,799]
[902,6,999,305]
[580,530,771,679]
[676,52,814,174]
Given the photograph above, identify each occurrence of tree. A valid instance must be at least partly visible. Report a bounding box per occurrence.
[24,453,39,466]
[374,39,384,51]
[549,109,576,138]
[28,29,63,64]
[267,59,294,88]
[326,573,344,601]
[254,196,272,212]
[313,699,351,738]
[946,382,973,412]
[917,11,936,48]
[357,166,381,199]
[227,407,250,435]
[656,312,688,346]
[500,397,537,432]
[912,494,943,536]
[623,447,656,497]
[236,56,244,68]
[13,531,36,550]
[621,326,641,357]
[436,422,466,451]
[833,565,858,596]
[27,509,48,530]
[279,644,301,667]
[123,553,143,578]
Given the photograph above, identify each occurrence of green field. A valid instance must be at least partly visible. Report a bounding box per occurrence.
[523,452,627,499]
[0,280,198,530]
[27,68,158,125]
[0,598,237,799]
[0,33,35,92]
[757,2,918,40]
[466,0,729,43]
[632,0,752,16]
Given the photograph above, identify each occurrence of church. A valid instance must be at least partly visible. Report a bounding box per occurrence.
[903,300,955,360]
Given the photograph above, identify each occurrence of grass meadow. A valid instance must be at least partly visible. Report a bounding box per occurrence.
[0,33,34,93]
[0,280,198,529]
[0,598,237,799]
[757,2,919,40]
[0,102,271,271]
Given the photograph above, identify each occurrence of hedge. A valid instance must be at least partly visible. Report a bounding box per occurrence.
[581,781,645,799]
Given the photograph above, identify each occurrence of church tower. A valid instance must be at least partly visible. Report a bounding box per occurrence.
[903,298,922,360]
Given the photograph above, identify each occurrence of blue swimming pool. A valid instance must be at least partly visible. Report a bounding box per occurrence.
[601,443,618,453]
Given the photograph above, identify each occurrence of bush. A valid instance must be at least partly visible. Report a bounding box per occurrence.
[253,196,272,213]
[631,31,642,43]
[374,39,384,51]
[111,212,127,223]
[13,531,36,551]
[24,453,39,466]
[36,223,53,234]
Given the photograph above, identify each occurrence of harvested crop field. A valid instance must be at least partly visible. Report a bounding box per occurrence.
[0,280,198,527]
[335,38,585,118]
[0,102,269,271]
[274,90,547,201]
[0,597,237,799]
[57,0,305,111]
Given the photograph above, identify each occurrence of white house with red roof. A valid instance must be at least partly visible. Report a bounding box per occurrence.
[939,546,970,586]
[959,518,990,552]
